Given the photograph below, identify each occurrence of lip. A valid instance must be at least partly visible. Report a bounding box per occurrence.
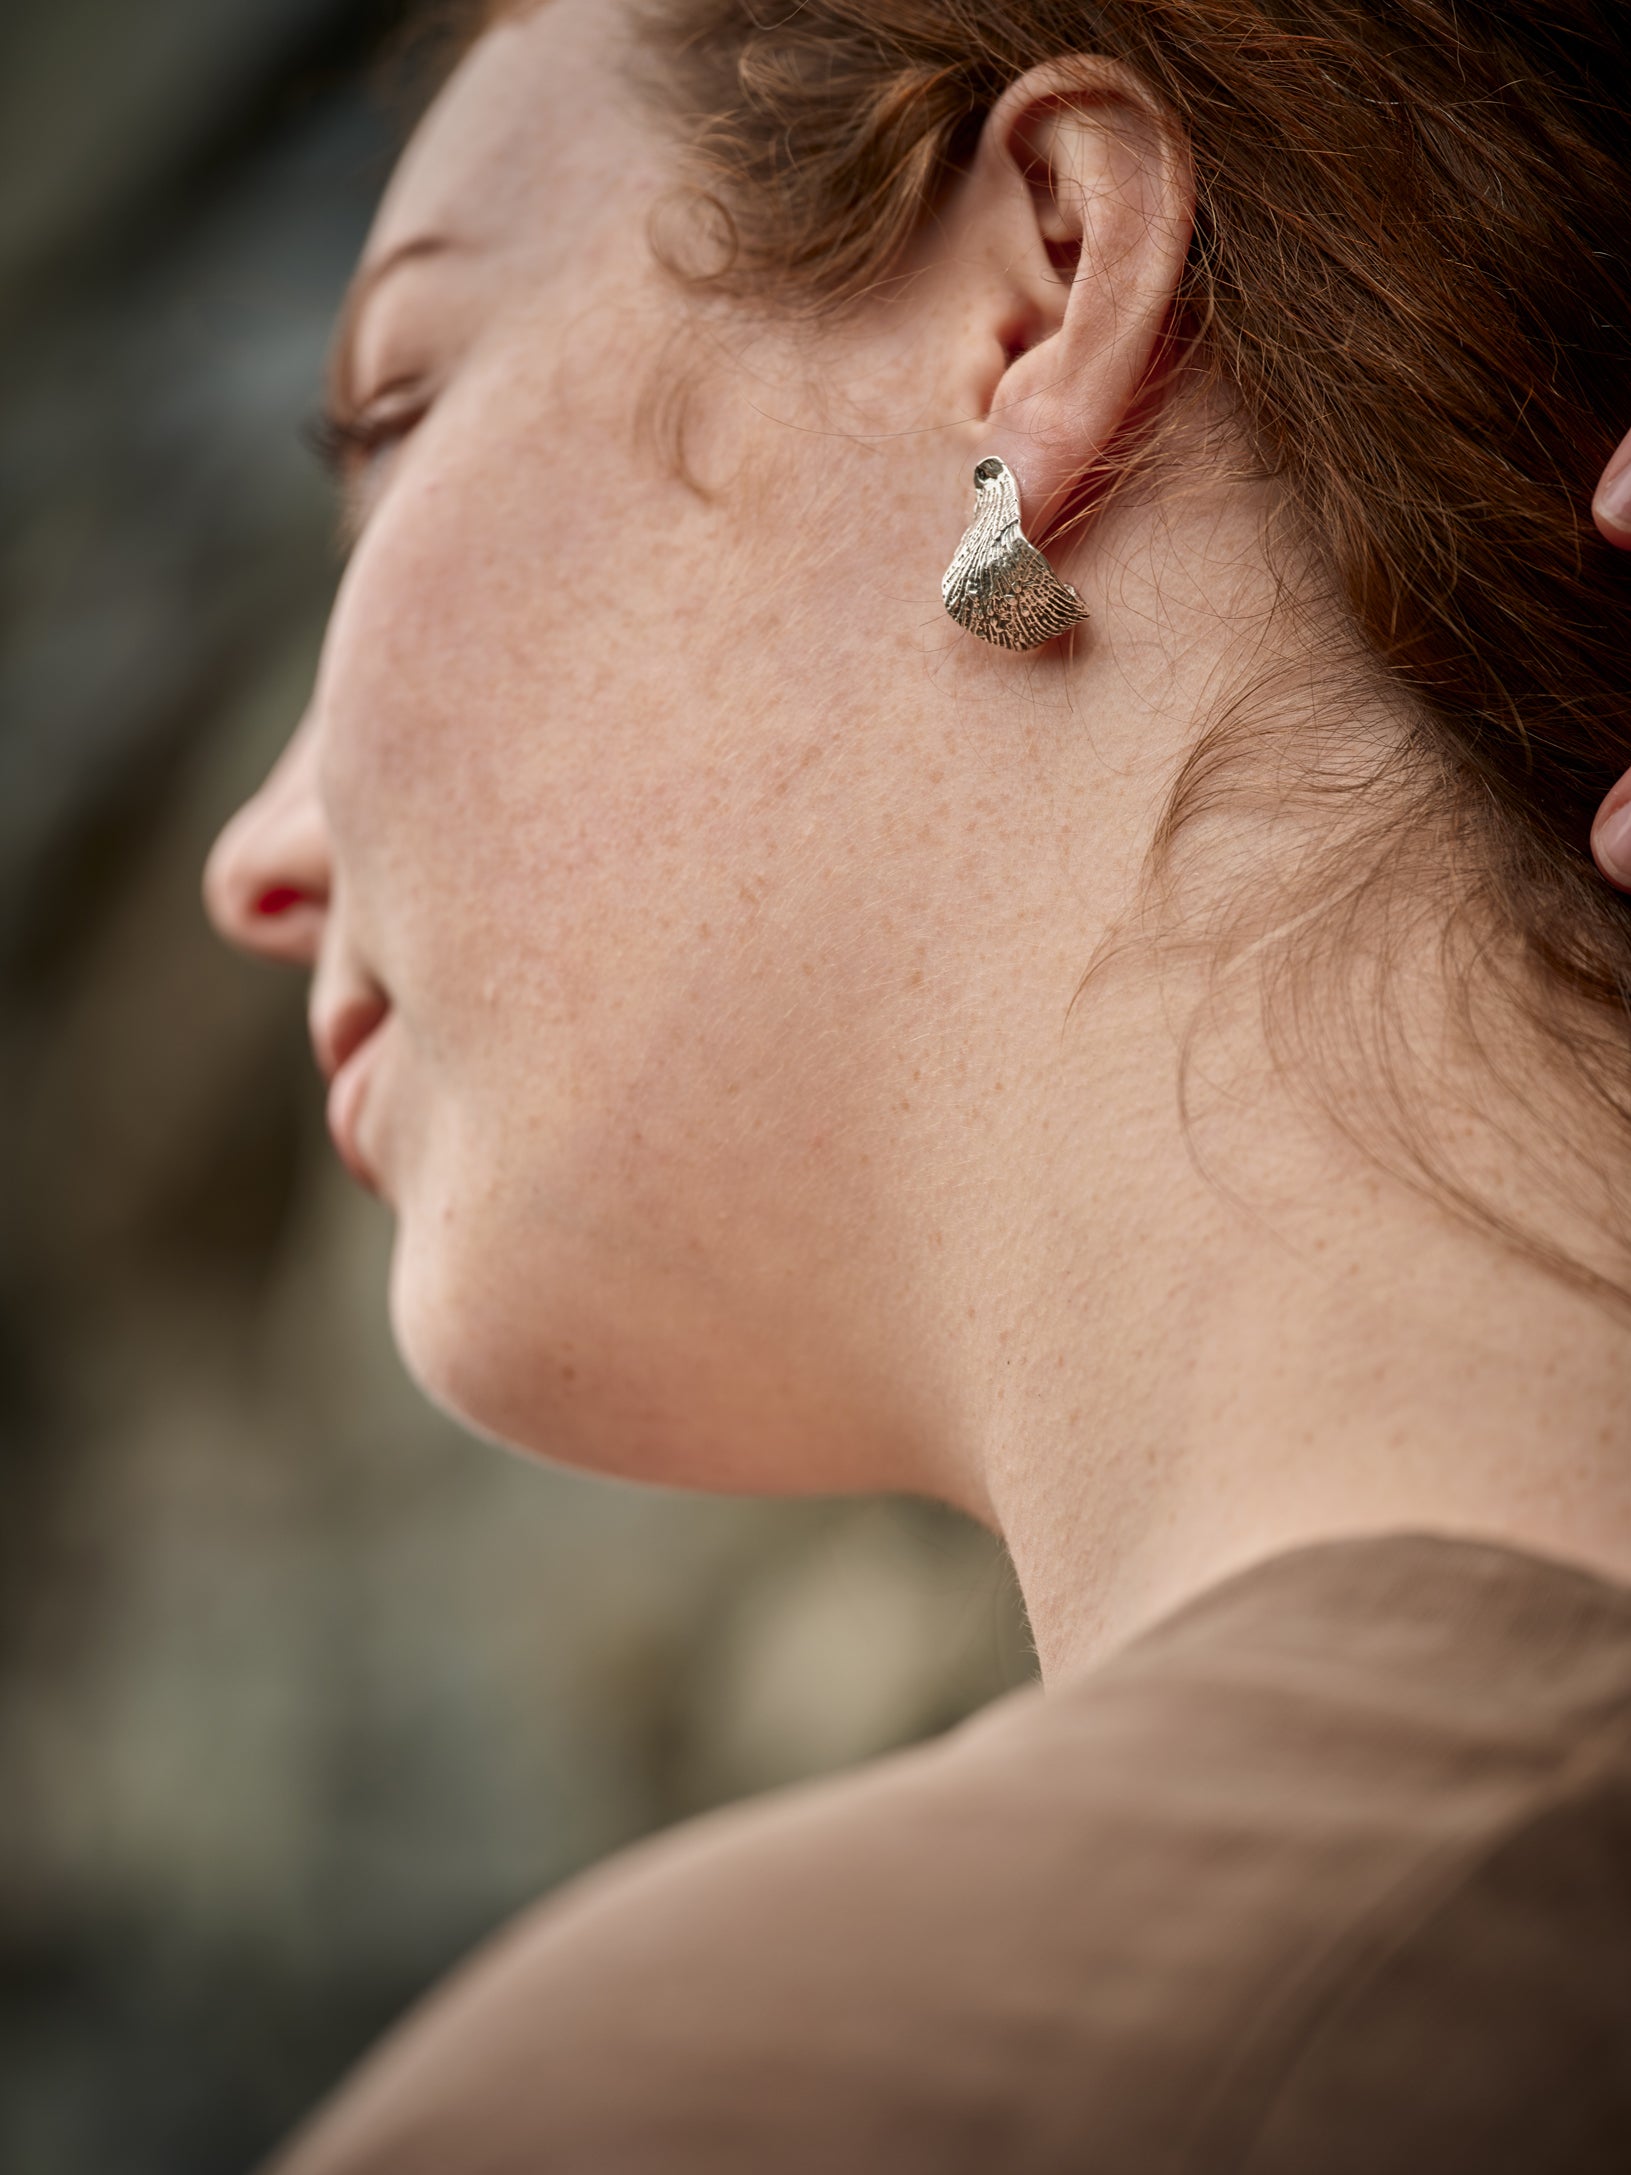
[325,1022,387,1194]
[313,990,392,1194]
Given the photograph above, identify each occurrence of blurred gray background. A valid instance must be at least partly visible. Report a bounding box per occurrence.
[0,5,1032,2169]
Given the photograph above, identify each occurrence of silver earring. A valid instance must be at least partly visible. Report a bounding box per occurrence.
[941,456,1089,651]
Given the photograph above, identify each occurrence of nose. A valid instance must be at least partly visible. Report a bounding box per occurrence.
[203,714,331,967]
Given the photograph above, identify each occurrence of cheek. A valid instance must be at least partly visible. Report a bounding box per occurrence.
[310,334,926,1465]
[319,312,890,1089]
[320,342,703,1006]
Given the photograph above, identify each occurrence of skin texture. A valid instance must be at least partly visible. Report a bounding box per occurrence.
[207,0,1631,1679]
[1591,425,1631,887]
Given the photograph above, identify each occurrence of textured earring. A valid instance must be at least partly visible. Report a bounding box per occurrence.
[941,456,1089,651]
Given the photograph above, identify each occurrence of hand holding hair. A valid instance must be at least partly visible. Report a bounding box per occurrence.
[1591,428,1631,888]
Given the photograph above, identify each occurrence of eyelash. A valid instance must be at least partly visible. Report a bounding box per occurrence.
[303,393,426,481]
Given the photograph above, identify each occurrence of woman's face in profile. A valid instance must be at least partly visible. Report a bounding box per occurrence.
[205,0,1082,1503]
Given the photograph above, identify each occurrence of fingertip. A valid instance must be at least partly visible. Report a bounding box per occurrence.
[1594,431,1631,547]
[1591,796,1631,891]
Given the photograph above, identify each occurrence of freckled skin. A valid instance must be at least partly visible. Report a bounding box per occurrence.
[205,0,1631,1675]
[207,0,1094,1506]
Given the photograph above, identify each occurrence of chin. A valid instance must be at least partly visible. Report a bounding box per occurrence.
[383,1198,776,1493]
[387,1209,572,1460]
[379,1116,898,1499]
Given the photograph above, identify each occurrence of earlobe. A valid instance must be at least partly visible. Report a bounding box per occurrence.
[958,60,1194,542]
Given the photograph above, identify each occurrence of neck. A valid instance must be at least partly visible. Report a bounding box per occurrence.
[897,485,1631,1682]
[985,1105,1631,1679]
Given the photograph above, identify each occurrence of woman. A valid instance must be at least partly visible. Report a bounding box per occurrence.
[205,0,1631,2166]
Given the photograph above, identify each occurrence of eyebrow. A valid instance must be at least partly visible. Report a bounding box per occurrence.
[328,234,459,407]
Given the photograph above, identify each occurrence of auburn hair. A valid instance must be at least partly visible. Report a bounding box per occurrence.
[440,0,1631,1296]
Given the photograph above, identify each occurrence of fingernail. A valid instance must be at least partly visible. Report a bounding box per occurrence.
[1593,799,1631,887]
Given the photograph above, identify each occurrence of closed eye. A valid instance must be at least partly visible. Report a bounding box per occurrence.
[303,384,429,537]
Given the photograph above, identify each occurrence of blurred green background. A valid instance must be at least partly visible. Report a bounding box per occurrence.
[0,5,1032,2169]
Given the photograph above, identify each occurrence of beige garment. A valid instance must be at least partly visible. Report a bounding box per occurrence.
[271,1534,1631,2175]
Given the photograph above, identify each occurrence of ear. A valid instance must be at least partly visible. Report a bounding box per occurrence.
[940,59,1194,540]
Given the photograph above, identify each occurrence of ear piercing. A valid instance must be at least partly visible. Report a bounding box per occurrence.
[941,457,1089,651]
